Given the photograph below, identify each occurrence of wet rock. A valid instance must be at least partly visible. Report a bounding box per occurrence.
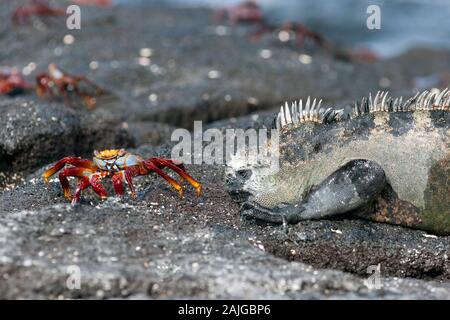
[0,98,79,173]
[260,219,450,280]
[205,109,278,131]
[0,144,449,299]
[2,4,450,129]
[375,48,450,91]
[124,121,177,147]
[0,4,381,128]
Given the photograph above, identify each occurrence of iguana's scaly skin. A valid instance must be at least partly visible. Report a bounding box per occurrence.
[226,89,450,235]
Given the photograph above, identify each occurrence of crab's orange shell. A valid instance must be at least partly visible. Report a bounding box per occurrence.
[94,149,125,160]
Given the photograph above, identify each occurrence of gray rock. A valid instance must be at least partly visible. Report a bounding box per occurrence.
[124,121,177,147]
[2,4,450,129]
[205,108,278,131]
[375,48,450,91]
[0,98,79,174]
[260,219,450,280]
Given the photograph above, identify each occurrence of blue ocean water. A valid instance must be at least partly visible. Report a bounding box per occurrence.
[116,0,450,57]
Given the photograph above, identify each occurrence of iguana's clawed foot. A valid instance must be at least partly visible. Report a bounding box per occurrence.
[241,201,303,224]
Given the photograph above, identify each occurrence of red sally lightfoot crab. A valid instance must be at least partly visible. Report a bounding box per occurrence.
[0,67,34,96]
[11,0,66,25]
[36,63,107,108]
[43,149,202,205]
[213,1,378,63]
[72,0,112,7]
[250,20,378,63]
[250,21,326,49]
[214,0,264,25]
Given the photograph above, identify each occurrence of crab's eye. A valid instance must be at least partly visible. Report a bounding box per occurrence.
[94,150,99,157]
[118,149,126,156]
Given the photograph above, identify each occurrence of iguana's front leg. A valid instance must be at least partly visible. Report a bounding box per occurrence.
[241,159,386,224]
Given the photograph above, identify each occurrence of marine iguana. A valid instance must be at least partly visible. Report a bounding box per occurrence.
[226,89,450,235]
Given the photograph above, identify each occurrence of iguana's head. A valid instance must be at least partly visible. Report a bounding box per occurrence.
[226,98,339,205]
[226,141,281,203]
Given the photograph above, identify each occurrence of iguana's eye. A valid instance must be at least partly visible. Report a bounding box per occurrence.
[313,143,322,153]
[237,169,252,179]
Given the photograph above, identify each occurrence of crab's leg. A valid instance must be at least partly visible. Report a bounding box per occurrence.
[142,161,184,198]
[147,158,201,196]
[43,157,96,183]
[58,82,72,106]
[248,24,274,41]
[36,75,51,98]
[295,29,305,48]
[11,9,27,25]
[151,158,186,182]
[64,77,99,108]
[79,92,97,109]
[111,172,125,196]
[58,167,93,201]
[72,177,91,205]
[90,174,108,199]
[73,76,107,96]
[62,79,81,104]
[124,166,140,199]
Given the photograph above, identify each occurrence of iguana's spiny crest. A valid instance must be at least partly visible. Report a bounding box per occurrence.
[275,88,450,131]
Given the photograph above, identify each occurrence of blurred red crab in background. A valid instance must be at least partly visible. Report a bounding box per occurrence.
[71,0,112,7]
[11,0,66,25]
[214,0,264,25]
[0,67,34,96]
[36,63,107,108]
[11,0,112,25]
[213,0,378,63]
[249,20,326,49]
